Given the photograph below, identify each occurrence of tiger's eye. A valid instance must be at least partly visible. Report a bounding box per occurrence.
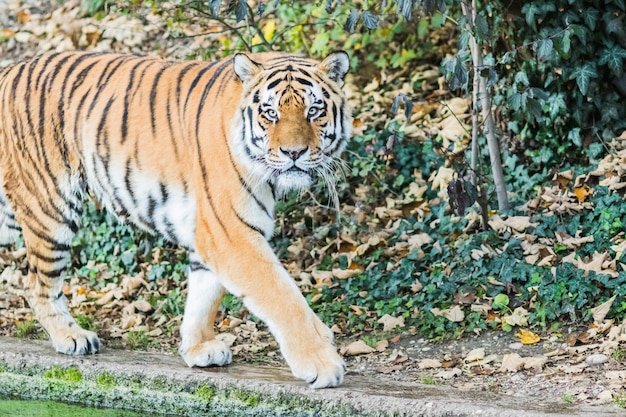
[307,107,320,118]
[266,109,278,119]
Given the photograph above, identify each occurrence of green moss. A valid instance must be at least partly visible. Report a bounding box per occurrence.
[231,389,262,407]
[96,373,116,389]
[148,375,174,392]
[193,384,217,402]
[43,366,83,383]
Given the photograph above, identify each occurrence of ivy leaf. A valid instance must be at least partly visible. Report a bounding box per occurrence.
[568,128,582,147]
[582,8,598,30]
[559,29,571,56]
[535,38,554,61]
[569,24,588,45]
[474,13,490,40]
[547,94,566,119]
[344,10,359,32]
[362,10,379,30]
[570,63,598,95]
[521,3,541,30]
[508,92,525,111]
[208,0,221,16]
[599,44,626,76]
[526,97,542,121]
[514,71,529,87]
[606,15,625,37]
[443,53,469,91]
[529,87,549,102]
[235,0,247,22]
[458,30,470,51]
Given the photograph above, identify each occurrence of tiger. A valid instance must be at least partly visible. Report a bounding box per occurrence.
[0,50,351,388]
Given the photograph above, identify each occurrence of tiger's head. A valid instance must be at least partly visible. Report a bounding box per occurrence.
[232,51,352,198]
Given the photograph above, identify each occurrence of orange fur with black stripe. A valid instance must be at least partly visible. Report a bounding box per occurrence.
[0,51,351,388]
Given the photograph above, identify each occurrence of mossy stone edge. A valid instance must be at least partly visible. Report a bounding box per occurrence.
[0,358,373,417]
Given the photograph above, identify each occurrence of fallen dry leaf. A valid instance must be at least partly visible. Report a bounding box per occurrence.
[133,300,152,313]
[499,353,524,372]
[430,167,454,192]
[573,184,593,203]
[515,328,540,345]
[375,339,389,352]
[378,314,405,332]
[464,348,485,363]
[410,279,423,293]
[562,251,619,278]
[340,340,375,356]
[418,358,442,369]
[378,363,406,374]
[435,368,462,379]
[505,216,538,232]
[523,356,547,371]
[503,307,530,327]
[431,305,465,322]
[592,295,617,324]
[332,268,361,279]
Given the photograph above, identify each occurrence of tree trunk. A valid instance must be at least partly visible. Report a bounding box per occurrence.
[462,0,510,211]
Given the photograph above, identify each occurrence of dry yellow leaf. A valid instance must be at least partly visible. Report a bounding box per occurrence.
[516,328,540,345]
[1,29,15,39]
[17,10,31,24]
[573,184,593,203]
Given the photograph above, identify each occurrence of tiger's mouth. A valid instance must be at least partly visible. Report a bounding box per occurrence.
[273,165,313,192]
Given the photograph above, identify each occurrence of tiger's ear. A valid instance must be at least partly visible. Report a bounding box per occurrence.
[318,51,350,86]
[233,53,263,84]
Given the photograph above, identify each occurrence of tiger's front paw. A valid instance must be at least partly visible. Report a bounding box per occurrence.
[283,320,345,388]
[51,327,100,355]
[179,339,233,367]
[287,341,345,389]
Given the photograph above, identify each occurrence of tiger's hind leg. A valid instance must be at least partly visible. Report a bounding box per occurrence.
[178,252,232,367]
[0,165,21,246]
[9,172,99,355]
[0,185,21,246]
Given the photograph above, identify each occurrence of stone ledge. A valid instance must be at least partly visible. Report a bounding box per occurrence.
[0,337,622,417]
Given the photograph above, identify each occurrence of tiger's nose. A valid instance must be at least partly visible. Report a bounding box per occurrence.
[280,146,308,161]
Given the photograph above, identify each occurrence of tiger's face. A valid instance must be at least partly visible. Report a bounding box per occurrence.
[233,52,351,195]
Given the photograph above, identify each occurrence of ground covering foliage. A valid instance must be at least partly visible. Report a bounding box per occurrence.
[1,0,626,409]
